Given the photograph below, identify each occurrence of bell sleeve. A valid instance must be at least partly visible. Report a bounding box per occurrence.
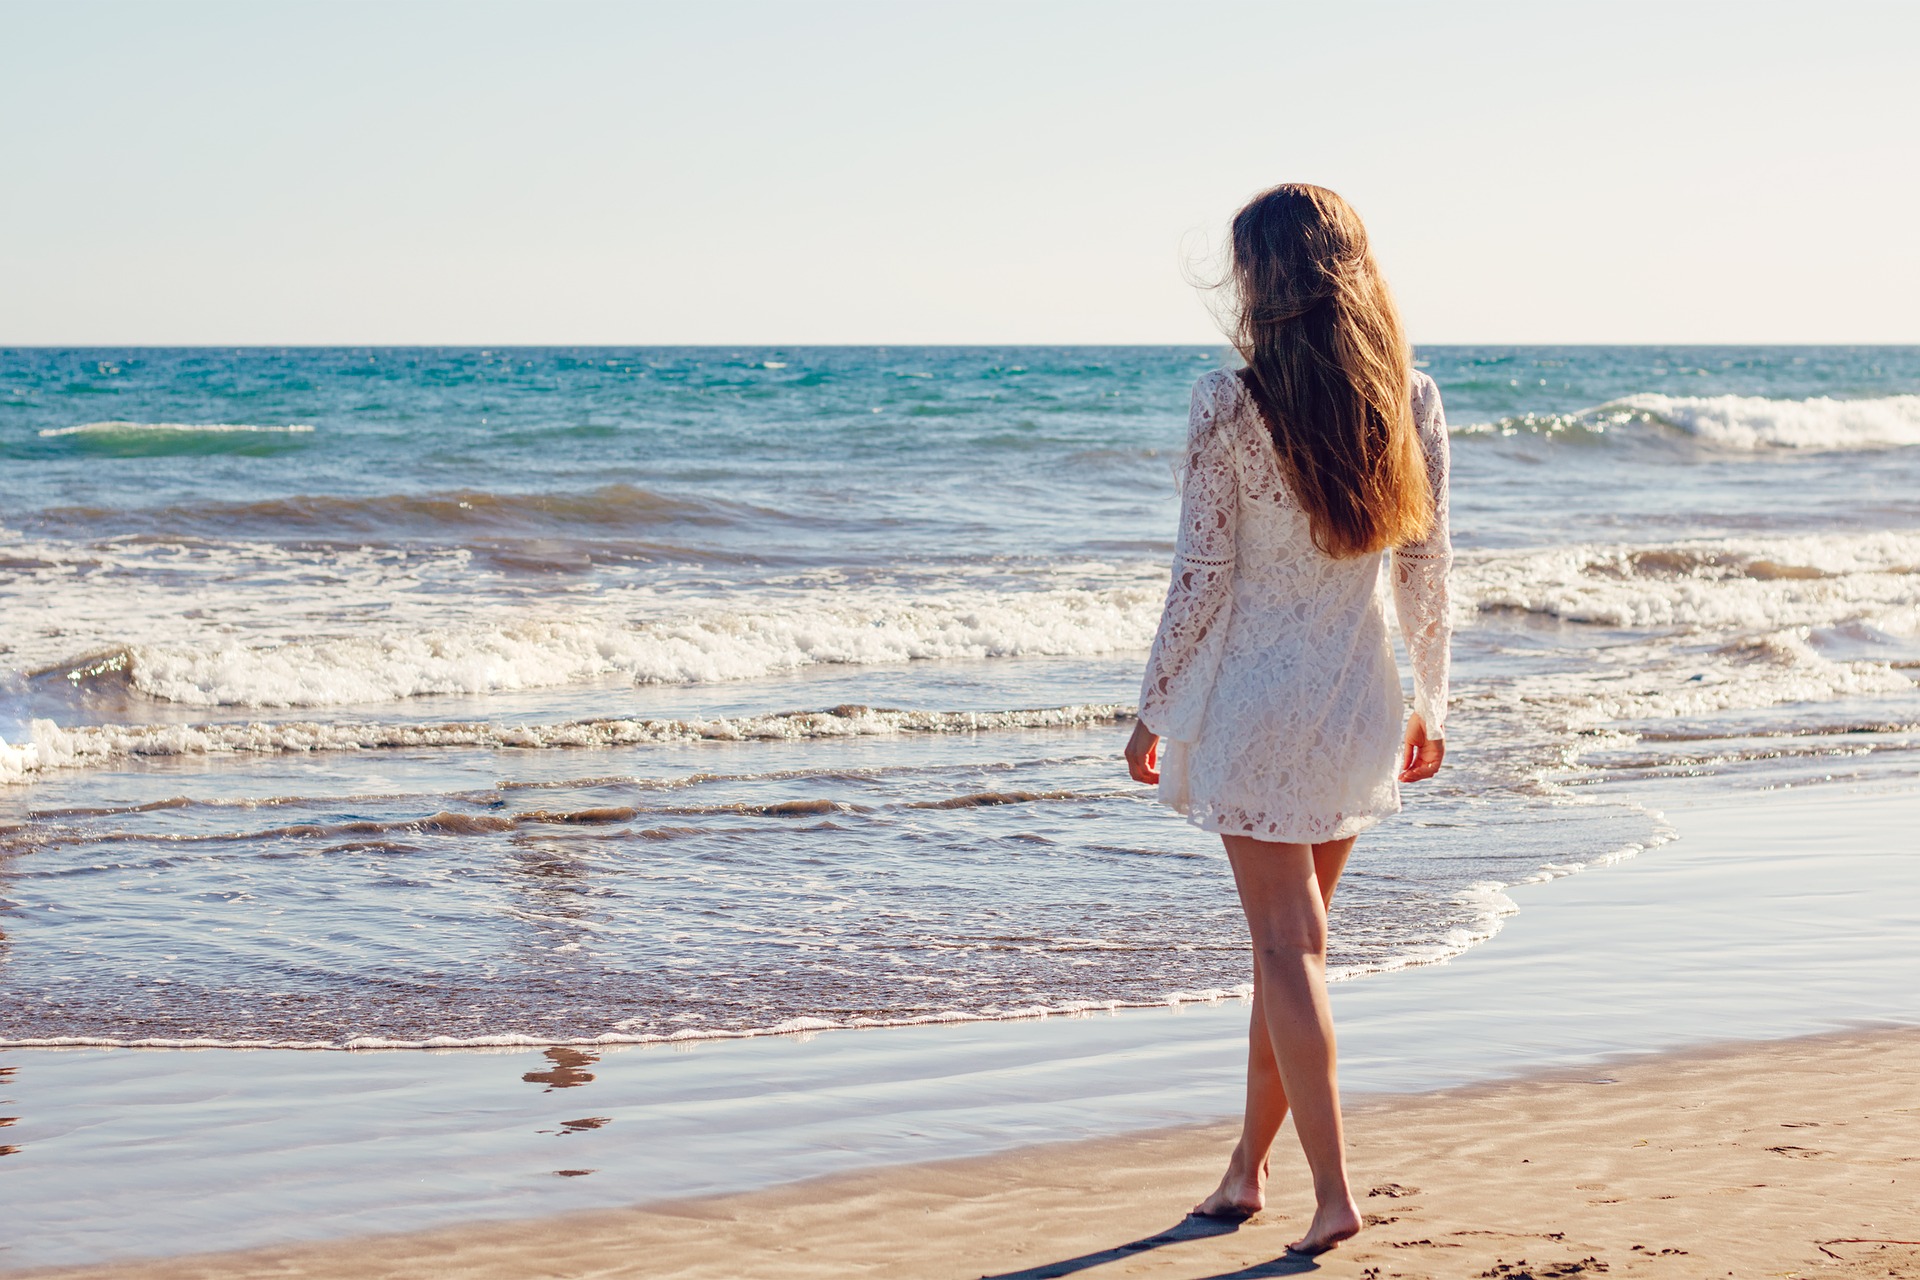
[1137,374,1241,743]
[1390,374,1454,737]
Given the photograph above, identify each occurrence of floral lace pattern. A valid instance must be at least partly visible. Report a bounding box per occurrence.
[1137,368,1453,842]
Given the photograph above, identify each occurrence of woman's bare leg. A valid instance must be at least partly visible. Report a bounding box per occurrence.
[1202,835,1361,1252]
[1193,837,1352,1220]
[1192,980,1286,1217]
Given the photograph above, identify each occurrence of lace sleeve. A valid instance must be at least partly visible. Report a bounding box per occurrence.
[1137,373,1240,742]
[1392,374,1454,737]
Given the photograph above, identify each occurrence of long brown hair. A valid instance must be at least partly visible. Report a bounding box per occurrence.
[1225,183,1431,558]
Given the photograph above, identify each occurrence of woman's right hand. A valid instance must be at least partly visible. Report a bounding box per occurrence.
[1125,720,1161,785]
[1399,712,1445,783]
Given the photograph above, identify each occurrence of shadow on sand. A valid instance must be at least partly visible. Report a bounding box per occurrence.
[978,1215,1323,1280]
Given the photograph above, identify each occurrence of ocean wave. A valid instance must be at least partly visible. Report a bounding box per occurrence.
[38,421,316,438]
[0,703,1132,785]
[34,585,1163,707]
[24,483,770,540]
[1571,630,1914,730]
[1459,393,1920,452]
[1568,731,1920,784]
[10,530,1916,788]
[1458,537,1919,753]
[31,421,316,457]
[1457,530,1920,632]
[9,789,1129,852]
[1469,623,1918,768]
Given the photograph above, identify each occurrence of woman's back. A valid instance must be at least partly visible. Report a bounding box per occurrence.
[1137,364,1451,842]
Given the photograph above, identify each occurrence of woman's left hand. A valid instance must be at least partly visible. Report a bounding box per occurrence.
[1125,720,1161,784]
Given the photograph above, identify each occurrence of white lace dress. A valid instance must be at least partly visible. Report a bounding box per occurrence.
[1137,367,1453,842]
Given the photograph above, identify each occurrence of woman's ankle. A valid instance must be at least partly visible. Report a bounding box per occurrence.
[1311,1175,1354,1208]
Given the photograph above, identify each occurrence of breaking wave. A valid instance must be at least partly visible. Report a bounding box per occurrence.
[47,520,1907,715]
[1456,530,1920,632]
[1461,393,1920,452]
[33,585,1164,707]
[27,483,771,539]
[31,421,316,457]
[0,703,1132,785]
[1451,530,1920,739]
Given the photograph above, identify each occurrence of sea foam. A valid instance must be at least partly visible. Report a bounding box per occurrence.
[33,421,315,458]
[54,585,1165,708]
[61,528,1917,710]
[0,703,1133,784]
[1462,393,1920,452]
[1453,531,1920,741]
[38,421,316,438]
[1456,530,1920,632]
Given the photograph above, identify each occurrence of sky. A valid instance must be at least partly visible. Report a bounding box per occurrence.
[2,0,1915,345]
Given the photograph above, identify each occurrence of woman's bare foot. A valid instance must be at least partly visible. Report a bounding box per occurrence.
[1191,1144,1267,1219]
[1287,1195,1363,1254]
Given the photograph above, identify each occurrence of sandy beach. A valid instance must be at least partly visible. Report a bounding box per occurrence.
[5,778,1917,1277]
[19,1025,1918,1279]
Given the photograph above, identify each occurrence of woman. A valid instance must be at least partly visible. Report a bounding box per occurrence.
[1124,183,1451,1256]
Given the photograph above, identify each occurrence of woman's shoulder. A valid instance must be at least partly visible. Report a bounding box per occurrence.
[1409,368,1446,436]
[1195,365,1243,387]
[1409,367,1439,406]
[1189,367,1252,432]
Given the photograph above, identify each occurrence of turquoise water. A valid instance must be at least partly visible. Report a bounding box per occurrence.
[2,346,1918,1047]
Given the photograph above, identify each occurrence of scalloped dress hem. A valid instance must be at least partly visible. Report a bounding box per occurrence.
[1156,736,1397,844]
[1171,803,1390,844]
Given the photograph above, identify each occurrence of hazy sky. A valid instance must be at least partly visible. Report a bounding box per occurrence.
[3,0,1914,345]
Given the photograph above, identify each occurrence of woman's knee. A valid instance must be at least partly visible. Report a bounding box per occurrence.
[1249,918,1328,962]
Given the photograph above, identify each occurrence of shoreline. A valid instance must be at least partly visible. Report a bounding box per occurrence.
[3,774,1917,1272]
[21,1024,1919,1279]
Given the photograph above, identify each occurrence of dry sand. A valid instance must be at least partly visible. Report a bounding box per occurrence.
[25,1025,1917,1280]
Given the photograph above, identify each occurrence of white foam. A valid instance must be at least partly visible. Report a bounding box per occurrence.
[79,585,1165,708]
[1459,530,1920,632]
[22,527,1909,716]
[1321,805,1678,984]
[1327,882,1519,983]
[38,421,314,437]
[1537,629,1914,734]
[1618,393,1920,451]
[9,529,1916,787]
[1452,531,1920,742]
[0,731,40,785]
[0,1001,1159,1051]
[0,703,1135,785]
[1460,393,1920,452]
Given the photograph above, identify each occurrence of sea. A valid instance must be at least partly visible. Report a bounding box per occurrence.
[3,346,1918,1051]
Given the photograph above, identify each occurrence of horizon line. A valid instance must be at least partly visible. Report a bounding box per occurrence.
[6,340,1920,351]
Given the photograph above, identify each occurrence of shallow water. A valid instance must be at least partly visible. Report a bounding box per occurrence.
[2,345,1918,1048]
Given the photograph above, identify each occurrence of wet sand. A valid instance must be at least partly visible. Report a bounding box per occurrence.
[21,1025,1920,1279]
